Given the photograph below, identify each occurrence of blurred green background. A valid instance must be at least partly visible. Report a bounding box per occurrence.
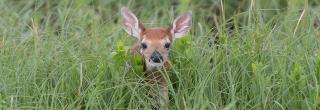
[0,0,320,109]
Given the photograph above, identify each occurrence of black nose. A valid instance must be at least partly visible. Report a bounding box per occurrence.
[151,51,163,63]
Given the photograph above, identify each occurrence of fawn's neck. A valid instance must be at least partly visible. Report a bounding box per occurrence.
[143,60,171,84]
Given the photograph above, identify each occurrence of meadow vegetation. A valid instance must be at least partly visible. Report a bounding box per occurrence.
[0,0,320,109]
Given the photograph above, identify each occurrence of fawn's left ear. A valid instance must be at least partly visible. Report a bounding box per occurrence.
[171,11,192,39]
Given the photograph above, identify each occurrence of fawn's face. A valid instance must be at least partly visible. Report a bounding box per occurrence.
[121,7,192,69]
[140,28,172,67]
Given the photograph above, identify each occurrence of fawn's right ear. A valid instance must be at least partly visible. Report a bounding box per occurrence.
[121,7,144,39]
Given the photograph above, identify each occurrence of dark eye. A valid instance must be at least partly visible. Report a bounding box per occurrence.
[141,43,147,49]
[164,43,171,48]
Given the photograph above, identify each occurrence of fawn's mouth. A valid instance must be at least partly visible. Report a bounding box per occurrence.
[147,59,164,68]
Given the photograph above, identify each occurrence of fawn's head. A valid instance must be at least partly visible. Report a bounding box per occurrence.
[121,7,192,70]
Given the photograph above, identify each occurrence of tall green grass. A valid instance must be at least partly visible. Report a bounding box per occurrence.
[0,0,320,109]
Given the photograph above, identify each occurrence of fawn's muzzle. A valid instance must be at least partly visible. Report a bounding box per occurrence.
[150,51,163,63]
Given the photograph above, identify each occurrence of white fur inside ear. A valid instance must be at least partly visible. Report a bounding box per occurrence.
[121,7,141,39]
[171,12,192,39]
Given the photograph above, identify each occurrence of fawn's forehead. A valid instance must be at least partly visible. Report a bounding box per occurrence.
[141,28,172,43]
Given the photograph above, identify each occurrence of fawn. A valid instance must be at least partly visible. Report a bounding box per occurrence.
[120,7,192,109]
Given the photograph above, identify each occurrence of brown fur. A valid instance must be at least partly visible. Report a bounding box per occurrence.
[141,28,172,41]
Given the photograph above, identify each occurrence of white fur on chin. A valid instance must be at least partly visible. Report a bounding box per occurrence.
[146,61,164,70]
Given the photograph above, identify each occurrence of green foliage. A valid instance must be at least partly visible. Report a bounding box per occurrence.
[111,41,144,77]
[0,93,5,109]
[0,0,320,109]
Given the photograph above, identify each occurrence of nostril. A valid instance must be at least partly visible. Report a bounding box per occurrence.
[159,56,163,61]
[152,58,161,63]
[151,56,163,63]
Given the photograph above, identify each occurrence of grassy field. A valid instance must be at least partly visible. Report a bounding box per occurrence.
[1,0,320,109]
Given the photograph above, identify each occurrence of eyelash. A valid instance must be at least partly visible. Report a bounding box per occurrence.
[141,43,147,49]
[164,43,170,48]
